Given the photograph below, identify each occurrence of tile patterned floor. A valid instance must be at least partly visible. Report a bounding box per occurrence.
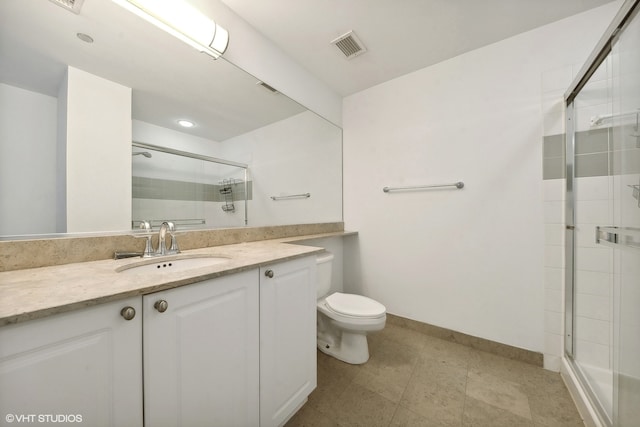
[286,323,584,427]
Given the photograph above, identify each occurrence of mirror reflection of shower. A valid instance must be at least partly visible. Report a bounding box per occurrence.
[133,151,152,158]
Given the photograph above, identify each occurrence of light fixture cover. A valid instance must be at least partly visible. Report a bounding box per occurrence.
[112,0,229,58]
[177,119,195,128]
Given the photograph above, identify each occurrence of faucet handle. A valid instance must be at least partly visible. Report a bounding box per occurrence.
[142,235,155,258]
[139,220,152,232]
[167,222,180,254]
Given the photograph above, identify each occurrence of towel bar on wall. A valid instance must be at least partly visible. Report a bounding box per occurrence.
[383,181,464,193]
[270,193,311,201]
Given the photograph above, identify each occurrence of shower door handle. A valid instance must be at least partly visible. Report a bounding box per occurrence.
[596,226,640,250]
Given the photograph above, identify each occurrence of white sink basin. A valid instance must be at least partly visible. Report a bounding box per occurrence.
[116,255,230,274]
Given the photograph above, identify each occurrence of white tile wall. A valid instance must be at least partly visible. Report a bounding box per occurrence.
[542,175,566,371]
[573,176,613,375]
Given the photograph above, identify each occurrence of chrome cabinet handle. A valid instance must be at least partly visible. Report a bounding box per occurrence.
[154,300,169,313]
[120,306,136,320]
[264,269,274,278]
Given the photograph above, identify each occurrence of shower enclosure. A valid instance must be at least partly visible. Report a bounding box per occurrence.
[564,1,639,425]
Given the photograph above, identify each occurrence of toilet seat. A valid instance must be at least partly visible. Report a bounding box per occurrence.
[325,292,386,318]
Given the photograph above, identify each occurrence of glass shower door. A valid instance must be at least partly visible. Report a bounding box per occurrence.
[609,8,640,426]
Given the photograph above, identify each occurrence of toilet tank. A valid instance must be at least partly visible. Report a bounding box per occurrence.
[316,251,334,298]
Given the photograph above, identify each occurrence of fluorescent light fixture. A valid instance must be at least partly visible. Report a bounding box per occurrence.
[177,119,195,128]
[112,0,229,58]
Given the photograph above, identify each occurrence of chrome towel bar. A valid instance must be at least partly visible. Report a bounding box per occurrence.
[270,193,311,201]
[383,181,464,193]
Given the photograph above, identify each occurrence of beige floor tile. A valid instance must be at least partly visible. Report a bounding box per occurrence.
[465,370,532,420]
[376,323,430,351]
[528,390,585,427]
[353,339,421,402]
[390,405,449,427]
[331,382,398,427]
[468,349,546,388]
[285,404,341,427]
[308,351,360,416]
[296,324,583,427]
[421,336,472,370]
[462,396,534,427]
[399,358,466,426]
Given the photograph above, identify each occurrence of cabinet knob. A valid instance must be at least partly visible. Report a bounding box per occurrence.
[120,306,136,320]
[154,300,169,313]
[264,269,274,278]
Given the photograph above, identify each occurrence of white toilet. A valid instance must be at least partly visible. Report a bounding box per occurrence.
[316,251,386,364]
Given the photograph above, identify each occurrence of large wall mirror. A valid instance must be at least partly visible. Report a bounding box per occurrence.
[0,0,342,238]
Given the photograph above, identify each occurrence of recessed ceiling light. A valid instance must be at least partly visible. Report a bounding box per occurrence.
[177,119,195,128]
[76,33,94,43]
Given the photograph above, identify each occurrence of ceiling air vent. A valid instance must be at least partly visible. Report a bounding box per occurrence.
[49,0,84,14]
[330,31,367,60]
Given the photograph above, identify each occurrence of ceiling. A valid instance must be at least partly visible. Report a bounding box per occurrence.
[220,0,618,96]
[0,0,618,140]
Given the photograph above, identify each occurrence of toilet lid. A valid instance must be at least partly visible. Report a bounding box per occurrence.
[325,292,386,317]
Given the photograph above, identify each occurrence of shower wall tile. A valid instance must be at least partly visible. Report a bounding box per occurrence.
[574,80,610,109]
[542,92,565,136]
[544,246,564,269]
[543,201,564,224]
[541,172,566,372]
[542,179,565,201]
[544,224,564,246]
[575,340,610,369]
[544,311,563,335]
[575,200,610,224]
[544,310,563,335]
[575,153,609,177]
[575,128,610,155]
[544,289,563,313]
[576,293,610,321]
[575,224,601,249]
[574,176,611,200]
[543,135,565,180]
[575,247,611,273]
[544,332,563,357]
[611,148,640,174]
[575,270,610,297]
[576,317,610,346]
[543,158,566,179]
[542,65,573,93]
[544,267,563,291]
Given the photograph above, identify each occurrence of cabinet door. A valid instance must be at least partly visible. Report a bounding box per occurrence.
[143,269,259,427]
[260,256,317,427]
[0,297,143,427]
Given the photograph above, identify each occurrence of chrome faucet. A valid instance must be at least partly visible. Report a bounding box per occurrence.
[155,221,180,256]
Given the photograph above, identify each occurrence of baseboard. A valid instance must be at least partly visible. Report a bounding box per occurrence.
[386,313,543,367]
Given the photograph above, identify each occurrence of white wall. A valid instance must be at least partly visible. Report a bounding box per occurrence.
[0,83,58,235]
[343,4,619,352]
[63,67,132,233]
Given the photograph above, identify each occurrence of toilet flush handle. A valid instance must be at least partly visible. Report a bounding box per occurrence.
[264,269,274,278]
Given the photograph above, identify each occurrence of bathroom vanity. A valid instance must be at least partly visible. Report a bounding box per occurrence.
[0,240,321,427]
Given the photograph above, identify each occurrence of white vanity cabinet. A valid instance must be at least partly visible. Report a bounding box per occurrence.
[143,269,259,427]
[0,297,144,427]
[0,254,317,427]
[260,256,317,427]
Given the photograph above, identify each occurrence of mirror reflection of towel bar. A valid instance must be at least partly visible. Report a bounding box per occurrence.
[383,182,464,193]
[270,193,311,201]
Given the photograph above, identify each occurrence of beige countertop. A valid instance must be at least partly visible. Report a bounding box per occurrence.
[0,232,356,326]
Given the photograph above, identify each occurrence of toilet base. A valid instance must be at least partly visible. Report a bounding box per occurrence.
[317,330,370,364]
